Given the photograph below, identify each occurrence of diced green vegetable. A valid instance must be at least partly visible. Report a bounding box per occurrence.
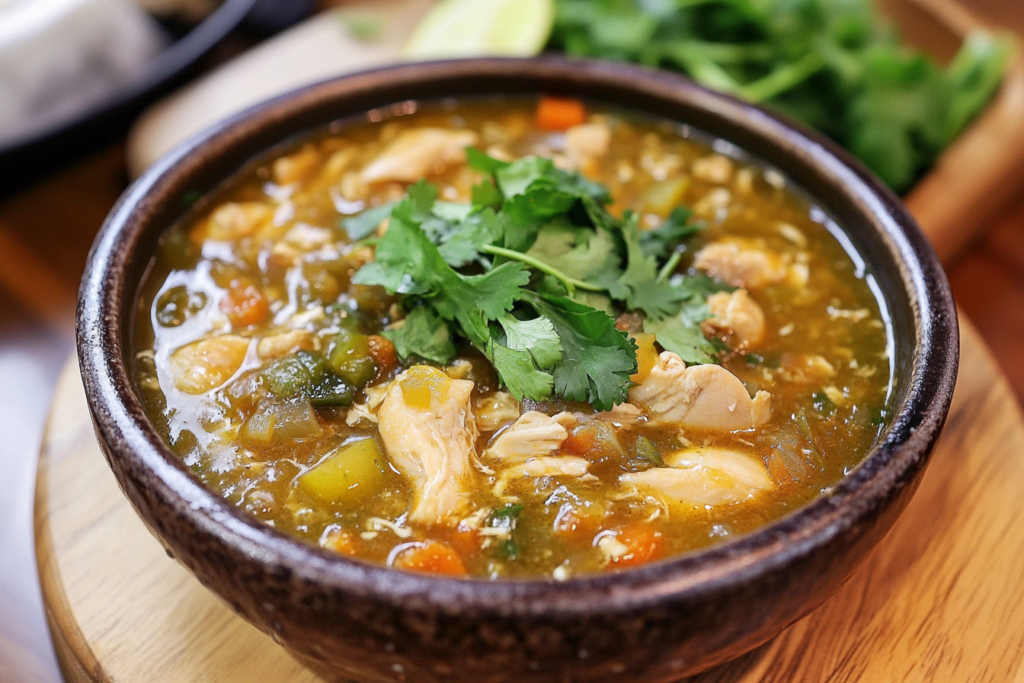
[298,438,390,506]
[155,285,207,327]
[262,351,354,407]
[242,398,322,445]
[632,435,664,466]
[812,390,836,416]
[328,329,377,387]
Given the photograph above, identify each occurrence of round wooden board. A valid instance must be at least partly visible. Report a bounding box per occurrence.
[35,318,1024,683]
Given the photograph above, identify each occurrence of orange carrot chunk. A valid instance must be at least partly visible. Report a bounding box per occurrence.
[536,96,587,131]
[608,524,664,568]
[368,334,398,380]
[221,279,269,327]
[392,541,467,576]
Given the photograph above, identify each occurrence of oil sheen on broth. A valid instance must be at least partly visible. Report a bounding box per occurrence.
[133,98,892,580]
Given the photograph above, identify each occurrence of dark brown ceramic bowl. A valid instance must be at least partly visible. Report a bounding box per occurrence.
[77,58,958,682]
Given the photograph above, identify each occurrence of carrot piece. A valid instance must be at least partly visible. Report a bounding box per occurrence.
[220,279,269,327]
[561,424,599,455]
[368,334,398,380]
[608,524,664,568]
[392,541,467,576]
[536,97,587,131]
[447,526,481,556]
[320,525,359,557]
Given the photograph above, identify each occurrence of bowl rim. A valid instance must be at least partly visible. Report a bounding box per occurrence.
[77,56,959,618]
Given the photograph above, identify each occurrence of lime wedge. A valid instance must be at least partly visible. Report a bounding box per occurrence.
[403,0,554,60]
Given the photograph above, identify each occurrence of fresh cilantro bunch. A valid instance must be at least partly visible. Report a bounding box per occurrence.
[548,0,1014,192]
[349,149,726,410]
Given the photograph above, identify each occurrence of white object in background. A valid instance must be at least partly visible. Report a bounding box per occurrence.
[0,0,167,146]
[127,0,435,176]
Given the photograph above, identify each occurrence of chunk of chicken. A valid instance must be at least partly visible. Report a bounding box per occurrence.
[778,352,836,384]
[474,391,520,433]
[691,154,734,184]
[589,402,644,427]
[256,330,315,360]
[199,202,273,242]
[360,128,478,184]
[628,352,771,431]
[501,456,590,481]
[376,366,479,525]
[621,447,774,506]
[484,411,578,464]
[565,121,611,171]
[694,239,803,290]
[345,383,389,427]
[168,335,250,394]
[702,289,766,348]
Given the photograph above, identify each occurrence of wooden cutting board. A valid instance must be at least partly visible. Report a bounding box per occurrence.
[35,317,1024,683]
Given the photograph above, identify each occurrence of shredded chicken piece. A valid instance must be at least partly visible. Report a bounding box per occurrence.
[256,330,315,360]
[474,392,520,433]
[628,351,771,431]
[499,456,590,482]
[565,121,611,171]
[168,335,250,394]
[778,353,836,383]
[345,384,388,427]
[376,368,479,525]
[621,447,774,506]
[694,239,804,290]
[484,411,578,464]
[702,289,766,348]
[360,128,478,184]
[587,402,644,427]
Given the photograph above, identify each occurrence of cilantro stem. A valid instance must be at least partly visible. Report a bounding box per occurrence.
[480,245,606,295]
[738,52,826,103]
[657,251,682,283]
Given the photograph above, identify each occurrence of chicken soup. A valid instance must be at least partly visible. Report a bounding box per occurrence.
[133,98,892,579]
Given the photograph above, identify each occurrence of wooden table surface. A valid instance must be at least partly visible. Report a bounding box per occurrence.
[34,320,1024,683]
[1,2,1023,680]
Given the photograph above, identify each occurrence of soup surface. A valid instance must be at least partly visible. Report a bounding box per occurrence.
[134,98,892,580]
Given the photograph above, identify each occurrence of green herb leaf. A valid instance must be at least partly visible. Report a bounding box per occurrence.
[382,307,456,365]
[645,296,719,364]
[526,292,637,410]
[639,207,704,259]
[486,338,555,402]
[497,314,563,369]
[341,201,396,240]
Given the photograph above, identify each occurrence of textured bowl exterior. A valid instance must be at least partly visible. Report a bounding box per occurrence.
[77,58,959,682]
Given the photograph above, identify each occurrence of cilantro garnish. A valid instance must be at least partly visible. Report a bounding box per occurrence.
[350,149,726,409]
[547,0,1013,193]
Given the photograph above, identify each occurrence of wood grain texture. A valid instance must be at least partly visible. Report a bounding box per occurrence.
[34,318,1024,682]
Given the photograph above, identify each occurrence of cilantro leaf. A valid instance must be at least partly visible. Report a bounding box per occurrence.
[609,214,688,320]
[639,207,704,259]
[471,177,504,208]
[353,189,529,346]
[525,223,620,283]
[341,201,395,240]
[437,208,508,267]
[383,307,456,365]
[525,292,637,410]
[645,297,720,364]
[466,147,510,174]
[486,338,554,402]
[497,314,562,369]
